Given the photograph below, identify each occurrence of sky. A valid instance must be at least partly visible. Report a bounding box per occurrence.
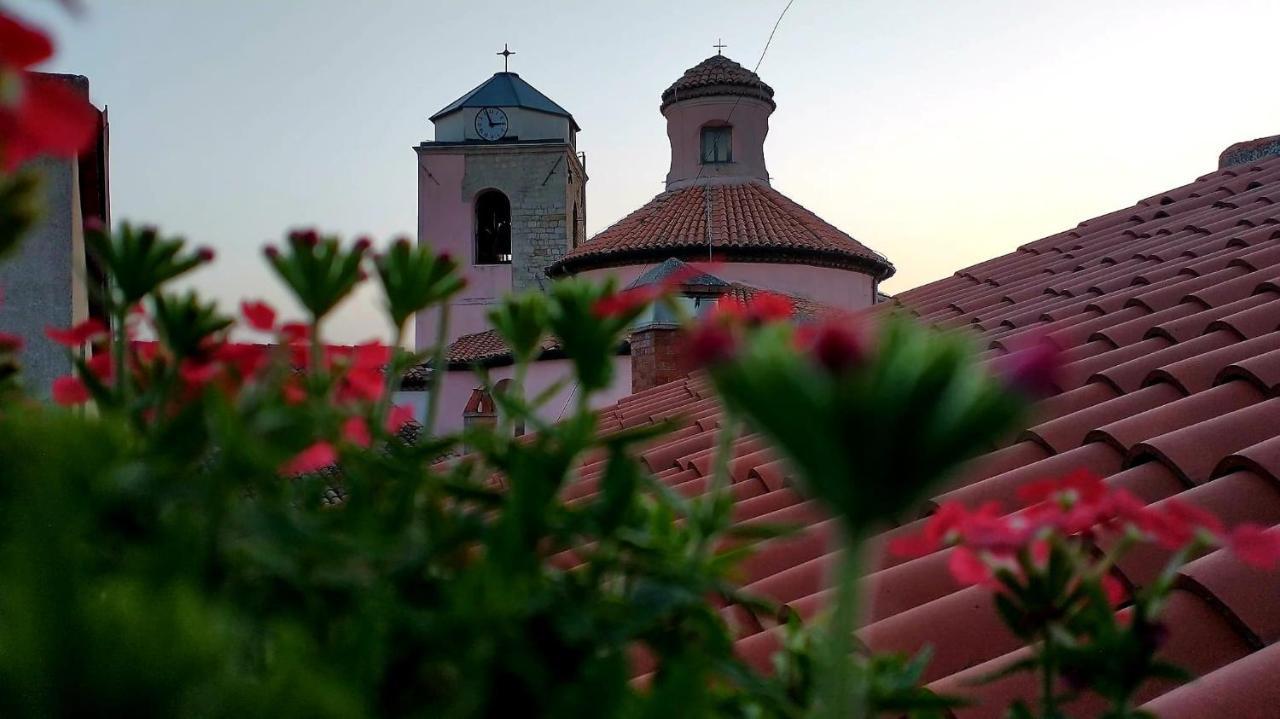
[21,0,1280,343]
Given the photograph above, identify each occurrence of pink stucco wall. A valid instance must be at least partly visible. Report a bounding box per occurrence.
[664,96,772,190]
[414,152,513,349]
[433,356,633,435]
[578,261,876,312]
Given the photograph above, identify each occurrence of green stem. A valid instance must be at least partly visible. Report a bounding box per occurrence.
[112,304,128,403]
[1041,632,1057,718]
[818,537,865,719]
[424,303,450,439]
[376,322,406,429]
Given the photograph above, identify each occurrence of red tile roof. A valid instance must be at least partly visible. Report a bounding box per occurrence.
[661,54,775,111]
[549,180,894,278]
[569,152,1280,716]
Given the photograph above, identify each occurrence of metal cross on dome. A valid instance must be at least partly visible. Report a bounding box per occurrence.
[497,43,515,72]
[713,39,727,55]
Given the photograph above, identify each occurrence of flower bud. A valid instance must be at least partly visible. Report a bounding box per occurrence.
[353,236,372,252]
[687,322,737,367]
[810,320,865,375]
[263,245,280,259]
[195,246,215,262]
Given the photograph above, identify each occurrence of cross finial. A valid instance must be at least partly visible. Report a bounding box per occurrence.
[713,38,727,55]
[497,43,515,72]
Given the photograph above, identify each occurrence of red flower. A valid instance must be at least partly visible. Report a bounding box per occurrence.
[745,292,793,324]
[1228,524,1280,570]
[282,379,307,405]
[1101,573,1127,607]
[0,12,97,171]
[51,374,89,405]
[342,367,384,403]
[240,300,277,332]
[592,286,658,319]
[86,352,112,380]
[352,340,391,370]
[948,546,996,587]
[280,441,337,475]
[385,404,414,434]
[686,322,737,367]
[0,331,22,352]
[45,317,107,347]
[807,319,866,375]
[179,359,219,387]
[280,322,310,344]
[342,416,372,448]
[215,342,267,378]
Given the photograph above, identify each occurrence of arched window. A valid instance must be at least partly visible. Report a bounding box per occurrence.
[700,124,732,164]
[475,190,511,264]
[572,204,581,247]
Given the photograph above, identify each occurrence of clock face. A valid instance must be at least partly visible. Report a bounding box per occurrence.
[474,107,509,141]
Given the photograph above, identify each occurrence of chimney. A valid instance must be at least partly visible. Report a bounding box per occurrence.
[462,386,497,432]
[630,323,687,392]
[626,258,733,392]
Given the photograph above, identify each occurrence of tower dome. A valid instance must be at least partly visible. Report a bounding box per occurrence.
[660,54,775,111]
[549,53,893,313]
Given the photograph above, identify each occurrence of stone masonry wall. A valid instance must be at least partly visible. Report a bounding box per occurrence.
[461,145,579,292]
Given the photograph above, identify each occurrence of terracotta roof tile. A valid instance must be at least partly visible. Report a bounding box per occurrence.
[549,180,893,278]
[556,152,1280,712]
[660,54,775,111]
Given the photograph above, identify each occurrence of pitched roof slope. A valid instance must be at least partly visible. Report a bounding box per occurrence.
[570,153,1280,717]
[549,180,894,278]
[430,72,578,130]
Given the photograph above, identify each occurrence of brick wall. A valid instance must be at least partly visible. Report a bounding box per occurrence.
[631,325,687,392]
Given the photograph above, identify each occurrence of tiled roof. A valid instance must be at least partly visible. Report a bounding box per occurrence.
[566,152,1280,716]
[548,180,894,278]
[661,55,776,111]
[444,282,835,366]
[446,328,564,367]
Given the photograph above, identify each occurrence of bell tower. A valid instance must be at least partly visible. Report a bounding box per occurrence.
[415,51,587,347]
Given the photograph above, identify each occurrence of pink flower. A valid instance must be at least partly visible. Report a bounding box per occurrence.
[342,416,372,448]
[949,546,995,587]
[280,441,336,475]
[282,379,307,405]
[45,317,107,347]
[385,404,414,434]
[51,374,89,405]
[0,12,97,171]
[1228,524,1280,570]
[240,300,277,332]
[0,332,22,352]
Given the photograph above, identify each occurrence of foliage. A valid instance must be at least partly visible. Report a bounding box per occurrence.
[5,6,1280,719]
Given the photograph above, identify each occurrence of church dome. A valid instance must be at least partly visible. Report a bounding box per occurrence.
[547,180,893,279]
[660,55,775,111]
